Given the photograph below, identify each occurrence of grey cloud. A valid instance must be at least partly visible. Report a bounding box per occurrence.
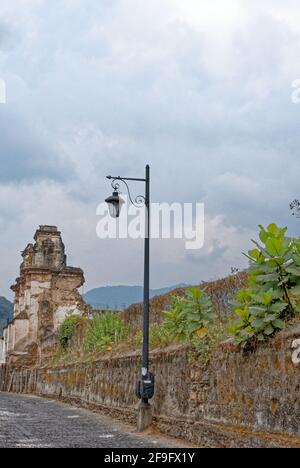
[0,21,11,49]
[0,18,20,53]
[0,1,300,295]
[186,241,228,265]
[0,109,74,183]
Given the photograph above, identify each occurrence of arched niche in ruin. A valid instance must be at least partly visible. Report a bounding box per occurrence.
[42,239,55,268]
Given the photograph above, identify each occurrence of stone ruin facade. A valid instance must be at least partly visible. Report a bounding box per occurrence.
[0,226,87,367]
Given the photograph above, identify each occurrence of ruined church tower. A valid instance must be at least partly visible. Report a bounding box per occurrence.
[2,226,87,366]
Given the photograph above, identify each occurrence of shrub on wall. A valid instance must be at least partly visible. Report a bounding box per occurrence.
[229,223,300,347]
[83,312,130,352]
[57,315,87,350]
[163,287,214,341]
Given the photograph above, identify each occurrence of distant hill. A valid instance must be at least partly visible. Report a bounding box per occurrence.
[83,284,187,310]
[0,297,14,335]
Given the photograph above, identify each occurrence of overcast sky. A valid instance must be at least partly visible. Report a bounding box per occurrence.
[0,0,300,298]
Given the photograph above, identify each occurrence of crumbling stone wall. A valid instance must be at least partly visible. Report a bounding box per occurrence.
[2,323,300,447]
[0,337,4,364]
[2,226,88,367]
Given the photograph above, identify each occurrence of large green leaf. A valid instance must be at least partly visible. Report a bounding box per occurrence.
[248,249,261,261]
[267,223,280,237]
[187,287,201,301]
[272,319,285,330]
[252,319,265,330]
[249,306,267,316]
[264,324,274,336]
[286,267,300,276]
[228,322,244,334]
[263,314,277,322]
[234,307,250,320]
[255,273,279,283]
[265,238,285,257]
[269,302,288,313]
[257,333,266,342]
[291,285,300,296]
[259,225,269,243]
[268,258,285,267]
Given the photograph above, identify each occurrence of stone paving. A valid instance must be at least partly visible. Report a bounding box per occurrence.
[0,392,188,448]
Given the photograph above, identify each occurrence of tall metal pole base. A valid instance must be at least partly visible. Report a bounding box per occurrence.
[137,400,153,432]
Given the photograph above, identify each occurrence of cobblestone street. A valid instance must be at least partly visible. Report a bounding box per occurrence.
[0,392,189,448]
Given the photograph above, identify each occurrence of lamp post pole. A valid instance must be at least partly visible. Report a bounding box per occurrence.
[106,165,154,428]
[142,164,150,399]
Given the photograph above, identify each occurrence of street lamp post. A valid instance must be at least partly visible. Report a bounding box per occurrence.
[105,165,154,429]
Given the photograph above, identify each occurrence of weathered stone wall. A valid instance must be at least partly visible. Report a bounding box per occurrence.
[0,338,5,364]
[14,319,29,346]
[3,225,87,367]
[2,323,300,447]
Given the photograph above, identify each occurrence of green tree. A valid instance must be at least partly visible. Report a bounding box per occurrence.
[229,223,300,346]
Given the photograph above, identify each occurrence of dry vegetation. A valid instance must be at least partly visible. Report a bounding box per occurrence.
[50,271,247,366]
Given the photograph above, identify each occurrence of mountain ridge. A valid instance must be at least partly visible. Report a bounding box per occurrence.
[0,297,14,336]
[83,284,187,310]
